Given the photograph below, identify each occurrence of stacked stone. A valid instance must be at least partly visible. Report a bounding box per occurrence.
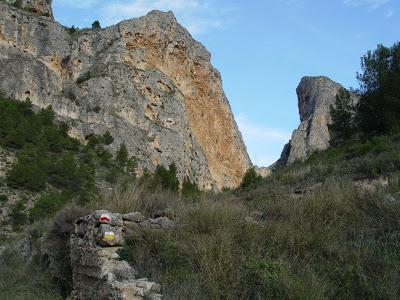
[122,211,176,237]
[70,210,162,300]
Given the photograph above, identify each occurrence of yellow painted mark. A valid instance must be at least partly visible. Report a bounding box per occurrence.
[103,231,116,243]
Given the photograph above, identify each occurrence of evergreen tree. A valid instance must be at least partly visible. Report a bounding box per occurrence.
[329,88,356,145]
[91,20,101,29]
[102,131,114,145]
[182,178,201,199]
[116,143,129,168]
[152,163,179,192]
[240,168,263,189]
[355,42,400,136]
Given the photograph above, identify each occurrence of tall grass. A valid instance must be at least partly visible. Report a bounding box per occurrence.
[118,178,400,299]
[2,135,400,299]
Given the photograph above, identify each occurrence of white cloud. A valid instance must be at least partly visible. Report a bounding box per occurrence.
[76,0,230,35]
[343,0,390,9]
[236,113,291,167]
[56,0,99,9]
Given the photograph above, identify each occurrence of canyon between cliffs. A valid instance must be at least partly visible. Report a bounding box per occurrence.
[0,0,357,190]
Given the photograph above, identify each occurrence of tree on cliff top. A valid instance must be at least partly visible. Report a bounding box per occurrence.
[91,20,101,29]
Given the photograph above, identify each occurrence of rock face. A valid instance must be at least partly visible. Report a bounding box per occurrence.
[3,0,53,18]
[0,0,251,190]
[70,210,162,300]
[277,76,357,166]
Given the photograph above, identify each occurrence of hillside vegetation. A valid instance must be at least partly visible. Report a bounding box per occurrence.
[1,43,400,299]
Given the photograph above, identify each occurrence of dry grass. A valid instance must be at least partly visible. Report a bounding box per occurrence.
[3,135,400,299]
[116,177,400,299]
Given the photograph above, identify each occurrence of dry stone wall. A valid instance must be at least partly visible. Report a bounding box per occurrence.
[70,210,169,300]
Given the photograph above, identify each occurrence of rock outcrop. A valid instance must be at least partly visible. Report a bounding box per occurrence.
[70,210,163,300]
[0,0,251,190]
[276,76,357,166]
[3,0,53,18]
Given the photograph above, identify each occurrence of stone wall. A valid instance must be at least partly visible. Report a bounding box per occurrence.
[70,210,172,300]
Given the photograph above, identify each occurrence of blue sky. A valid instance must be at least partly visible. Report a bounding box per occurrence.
[53,0,400,166]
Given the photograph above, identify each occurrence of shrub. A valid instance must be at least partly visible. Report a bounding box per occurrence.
[240,167,263,189]
[106,166,120,183]
[10,0,22,8]
[45,205,88,297]
[0,249,63,299]
[92,106,101,113]
[7,161,48,191]
[102,131,114,145]
[29,192,70,222]
[0,194,7,204]
[68,25,77,34]
[91,20,101,29]
[97,149,113,167]
[76,71,91,84]
[152,163,179,192]
[9,199,28,230]
[0,94,99,199]
[182,178,201,200]
[116,143,129,168]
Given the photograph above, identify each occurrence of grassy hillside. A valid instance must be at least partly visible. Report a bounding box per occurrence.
[114,136,400,299]
[1,92,400,299]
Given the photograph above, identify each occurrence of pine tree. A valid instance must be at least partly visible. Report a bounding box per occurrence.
[116,143,129,168]
[329,88,356,145]
[91,20,101,29]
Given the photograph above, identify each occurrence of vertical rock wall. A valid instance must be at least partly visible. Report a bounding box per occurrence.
[0,1,251,190]
[276,76,358,166]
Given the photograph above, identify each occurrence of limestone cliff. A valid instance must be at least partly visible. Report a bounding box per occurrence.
[276,76,358,166]
[0,0,251,189]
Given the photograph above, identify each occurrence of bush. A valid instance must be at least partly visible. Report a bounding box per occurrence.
[0,194,8,204]
[76,71,91,84]
[7,161,48,191]
[9,199,28,230]
[45,205,88,297]
[68,25,77,34]
[0,94,98,201]
[116,143,129,168]
[91,20,101,29]
[240,167,263,189]
[29,192,70,222]
[182,178,201,200]
[0,249,63,299]
[102,131,114,145]
[152,163,179,192]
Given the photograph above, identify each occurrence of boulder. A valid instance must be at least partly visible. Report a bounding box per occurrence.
[122,212,146,223]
